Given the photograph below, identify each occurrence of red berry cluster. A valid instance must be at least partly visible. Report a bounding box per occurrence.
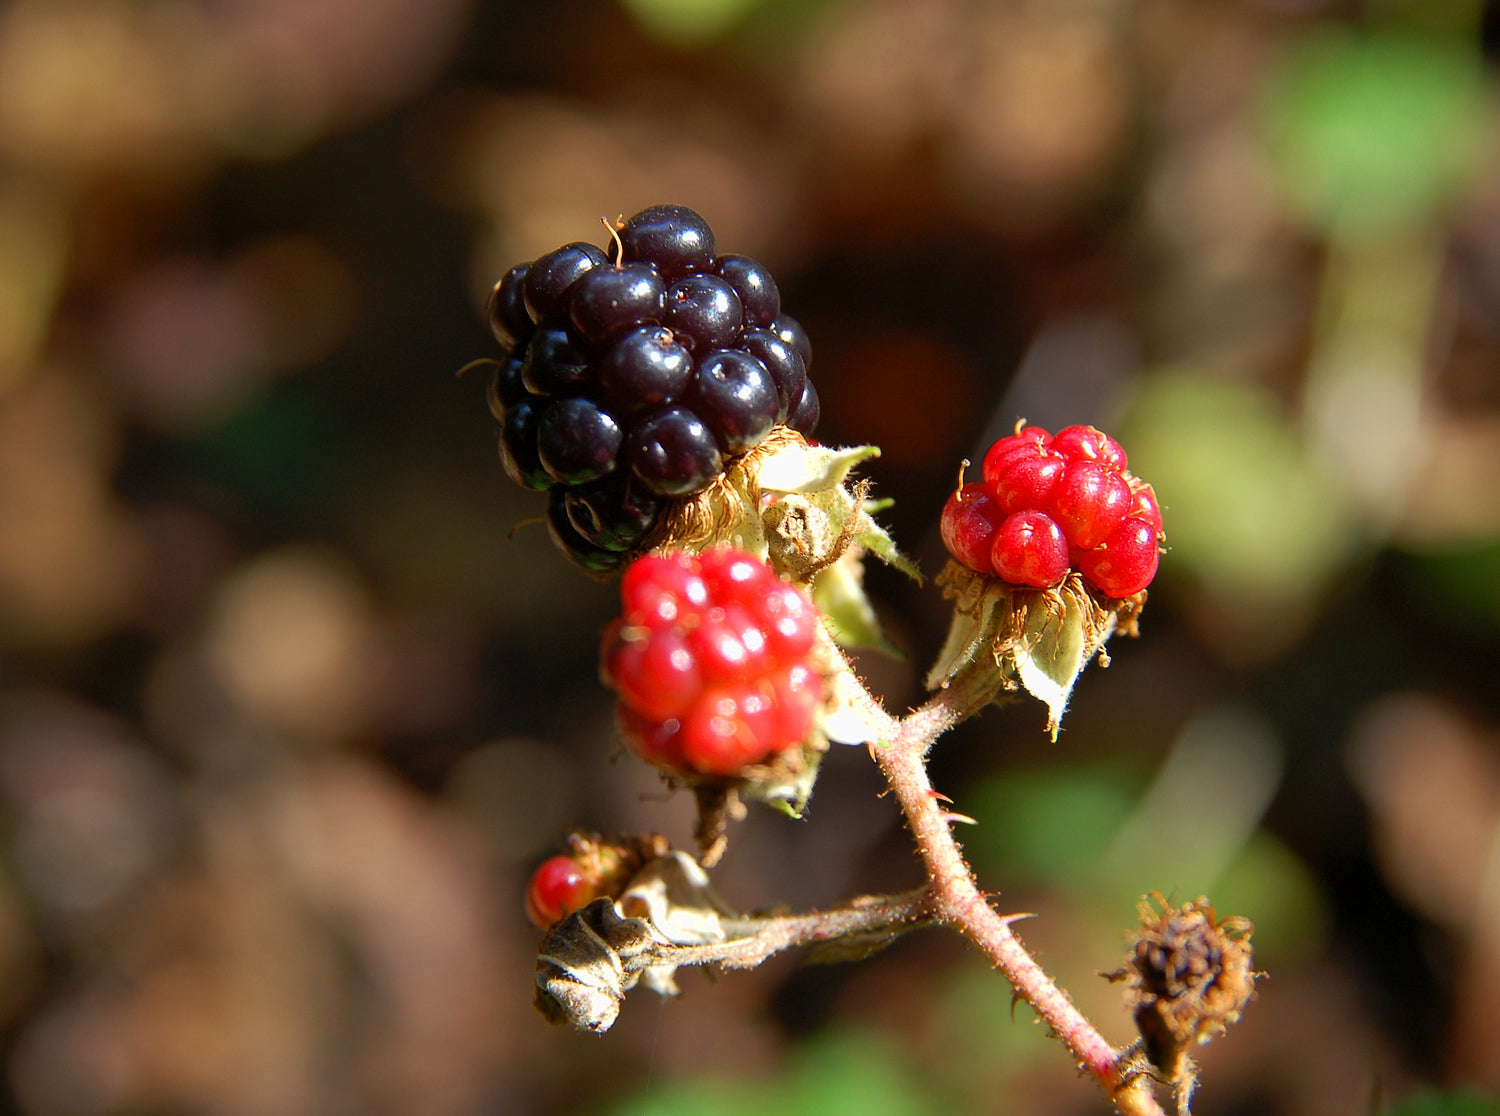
[940,424,1164,598]
[601,548,825,777]
[525,854,597,928]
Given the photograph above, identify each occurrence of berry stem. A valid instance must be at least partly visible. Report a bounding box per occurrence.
[823,638,1166,1116]
[676,887,933,968]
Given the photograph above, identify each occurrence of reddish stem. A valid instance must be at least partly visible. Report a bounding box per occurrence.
[838,645,1165,1116]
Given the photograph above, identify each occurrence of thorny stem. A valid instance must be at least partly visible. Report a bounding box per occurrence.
[825,639,1167,1116]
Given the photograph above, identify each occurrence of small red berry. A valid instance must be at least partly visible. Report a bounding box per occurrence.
[1050,460,1132,550]
[619,706,686,767]
[1076,518,1160,598]
[602,622,701,720]
[750,582,819,660]
[981,425,1051,491]
[689,603,770,682]
[1128,478,1164,538]
[770,663,821,743]
[696,547,767,605]
[680,684,767,776]
[940,484,1006,575]
[525,855,595,928]
[620,552,708,628]
[952,421,1164,597]
[991,451,1067,514]
[1051,424,1127,470]
[990,510,1070,588]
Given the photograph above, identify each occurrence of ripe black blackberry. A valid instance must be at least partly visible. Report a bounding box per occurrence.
[479,205,820,571]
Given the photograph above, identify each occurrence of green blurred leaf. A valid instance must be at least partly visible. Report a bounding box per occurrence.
[1207,829,1326,966]
[1262,30,1492,243]
[783,1031,938,1116]
[1389,1088,1500,1116]
[1122,372,1355,606]
[620,0,766,46]
[189,384,334,513]
[601,1029,938,1116]
[1398,541,1500,632]
[607,1080,763,1116]
[936,956,1057,1095]
[963,761,1142,892]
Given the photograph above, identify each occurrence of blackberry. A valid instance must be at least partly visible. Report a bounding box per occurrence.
[663,274,743,352]
[521,329,591,397]
[599,326,693,414]
[488,264,534,350]
[714,254,780,328]
[739,329,806,421]
[616,205,715,280]
[546,489,627,573]
[499,395,551,491]
[486,353,528,420]
[475,205,821,569]
[537,397,623,486]
[564,474,661,552]
[628,405,724,496]
[570,262,665,344]
[788,380,820,437]
[690,350,778,454]
[770,315,812,372]
[523,243,608,326]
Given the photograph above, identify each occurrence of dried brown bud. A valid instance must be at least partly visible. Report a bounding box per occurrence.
[1107,893,1257,1110]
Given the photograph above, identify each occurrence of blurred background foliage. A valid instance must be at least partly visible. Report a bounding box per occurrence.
[1,0,1499,1113]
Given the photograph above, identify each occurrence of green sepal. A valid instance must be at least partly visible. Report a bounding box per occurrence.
[756,441,882,494]
[813,551,903,656]
[927,564,1142,740]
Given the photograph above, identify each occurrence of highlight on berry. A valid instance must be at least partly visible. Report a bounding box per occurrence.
[477,205,820,572]
[940,423,1164,599]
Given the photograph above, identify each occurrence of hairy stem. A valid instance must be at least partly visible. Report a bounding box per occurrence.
[673,888,933,970]
[829,639,1165,1116]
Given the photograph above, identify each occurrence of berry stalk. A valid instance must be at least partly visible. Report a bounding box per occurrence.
[825,635,1167,1116]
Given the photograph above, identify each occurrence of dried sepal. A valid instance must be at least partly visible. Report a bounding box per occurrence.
[534,862,937,1034]
[534,896,669,1033]
[643,426,918,594]
[563,830,672,899]
[616,850,736,996]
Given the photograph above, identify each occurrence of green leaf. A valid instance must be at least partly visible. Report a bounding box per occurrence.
[620,0,765,46]
[964,762,1142,892]
[1389,1088,1500,1116]
[1262,29,1491,243]
[853,512,922,584]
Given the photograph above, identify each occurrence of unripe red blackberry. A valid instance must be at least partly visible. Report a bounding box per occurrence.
[991,509,1070,589]
[601,548,825,778]
[940,484,1005,576]
[945,423,1164,598]
[525,855,595,928]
